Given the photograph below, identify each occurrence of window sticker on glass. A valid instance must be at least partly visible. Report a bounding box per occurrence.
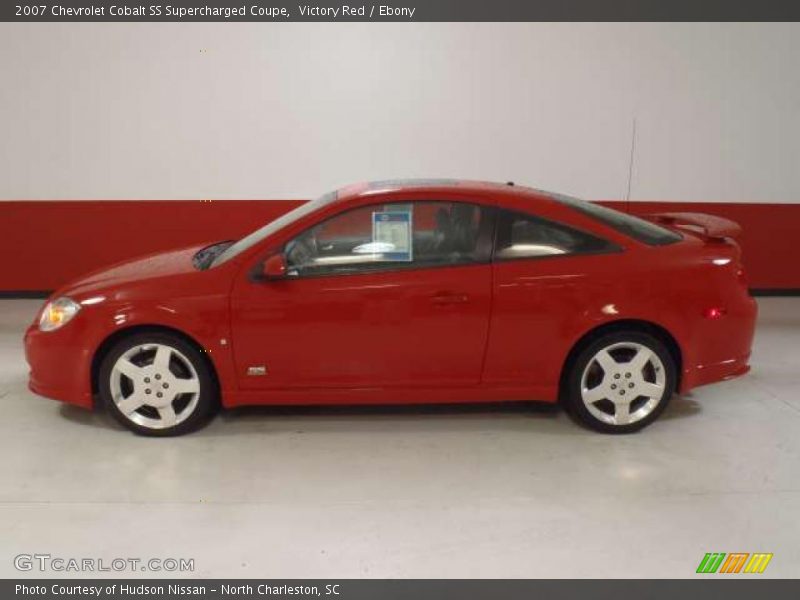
[371,210,413,261]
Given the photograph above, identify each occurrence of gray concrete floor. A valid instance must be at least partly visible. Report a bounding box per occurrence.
[0,298,798,579]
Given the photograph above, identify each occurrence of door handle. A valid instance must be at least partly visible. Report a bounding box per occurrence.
[431,291,470,305]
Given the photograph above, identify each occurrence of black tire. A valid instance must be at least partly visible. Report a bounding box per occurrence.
[563,330,676,434]
[98,331,219,436]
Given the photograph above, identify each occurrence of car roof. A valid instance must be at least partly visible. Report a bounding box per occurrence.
[334,178,564,206]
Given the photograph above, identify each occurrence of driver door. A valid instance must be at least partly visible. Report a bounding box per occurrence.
[229,199,495,390]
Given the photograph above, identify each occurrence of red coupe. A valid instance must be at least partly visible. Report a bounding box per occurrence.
[24,180,757,436]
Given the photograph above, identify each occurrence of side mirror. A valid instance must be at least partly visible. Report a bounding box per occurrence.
[261,253,288,280]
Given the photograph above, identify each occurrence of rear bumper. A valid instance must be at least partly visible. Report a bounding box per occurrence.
[680,295,757,393]
[682,353,751,392]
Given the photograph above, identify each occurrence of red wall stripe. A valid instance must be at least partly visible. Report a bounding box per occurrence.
[0,200,796,291]
[0,200,303,292]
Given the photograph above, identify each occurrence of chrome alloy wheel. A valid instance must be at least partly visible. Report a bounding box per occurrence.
[109,343,201,430]
[580,342,667,427]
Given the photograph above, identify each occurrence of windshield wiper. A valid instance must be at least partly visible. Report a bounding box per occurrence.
[192,241,235,270]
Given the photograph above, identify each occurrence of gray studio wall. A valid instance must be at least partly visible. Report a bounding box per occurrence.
[1,22,799,202]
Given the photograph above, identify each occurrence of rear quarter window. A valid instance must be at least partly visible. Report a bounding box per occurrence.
[544,192,682,246]
[494,209,619,260]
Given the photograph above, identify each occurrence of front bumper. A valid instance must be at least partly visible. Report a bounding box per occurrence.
[24,323,94,409]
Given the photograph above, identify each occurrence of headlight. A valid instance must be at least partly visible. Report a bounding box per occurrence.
[39,297,81,332]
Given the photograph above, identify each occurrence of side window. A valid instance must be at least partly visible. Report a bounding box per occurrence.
[285,201,490,277]
[494,209,618,260]
[413,202,487,266]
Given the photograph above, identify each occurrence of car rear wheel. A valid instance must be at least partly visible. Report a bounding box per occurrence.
[564,331,676,433]
[99,332,218,436]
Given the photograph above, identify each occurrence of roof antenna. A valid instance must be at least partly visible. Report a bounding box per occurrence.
[506,181,515,186]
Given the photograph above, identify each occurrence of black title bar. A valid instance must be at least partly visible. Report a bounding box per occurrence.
[5,579,800,600]
[4,0,800,22]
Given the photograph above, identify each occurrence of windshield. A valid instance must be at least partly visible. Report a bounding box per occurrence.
[210,191,338,267]
[543,191,682,246]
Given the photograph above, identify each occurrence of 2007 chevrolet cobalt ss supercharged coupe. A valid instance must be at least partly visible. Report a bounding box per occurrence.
[25,180,757,436]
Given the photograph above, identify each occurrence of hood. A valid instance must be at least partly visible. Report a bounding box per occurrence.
[56,243,208,299]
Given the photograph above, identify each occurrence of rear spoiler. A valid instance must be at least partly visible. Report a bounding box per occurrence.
[645,212,742,242]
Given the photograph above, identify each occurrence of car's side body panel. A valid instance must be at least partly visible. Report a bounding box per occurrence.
[229,262,493,390]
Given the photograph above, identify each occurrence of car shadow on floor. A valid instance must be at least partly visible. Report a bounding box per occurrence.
[57,394,702,436]
[659,394,702,421]
[218,400,564,432]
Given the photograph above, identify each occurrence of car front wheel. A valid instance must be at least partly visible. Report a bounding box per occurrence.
[99,332,218,436]
[564,331,676,433]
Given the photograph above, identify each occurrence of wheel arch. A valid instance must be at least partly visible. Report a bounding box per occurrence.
[558,319,683,402]
[90,324,221,400]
